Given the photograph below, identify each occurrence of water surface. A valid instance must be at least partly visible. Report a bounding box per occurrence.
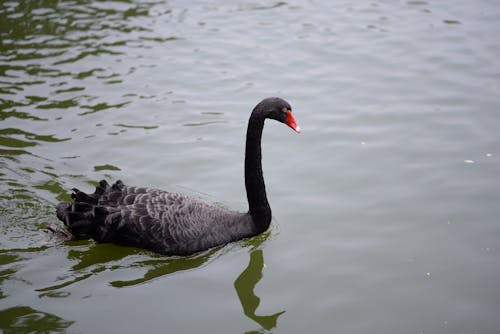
[1,0,500,333]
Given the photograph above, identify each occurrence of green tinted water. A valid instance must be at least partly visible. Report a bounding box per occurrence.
[1,1,500,333]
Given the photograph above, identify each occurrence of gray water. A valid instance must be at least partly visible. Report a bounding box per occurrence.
[1,0,500,333]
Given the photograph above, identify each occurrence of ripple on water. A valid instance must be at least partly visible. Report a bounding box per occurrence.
[1,0,500,333]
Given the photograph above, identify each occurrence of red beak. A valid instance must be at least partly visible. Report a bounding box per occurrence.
[285,110,301,133]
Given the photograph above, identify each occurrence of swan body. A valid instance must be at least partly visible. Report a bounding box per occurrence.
[56,97,300,255]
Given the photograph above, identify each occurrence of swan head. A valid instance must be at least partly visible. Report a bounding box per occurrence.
[254,97,301,133]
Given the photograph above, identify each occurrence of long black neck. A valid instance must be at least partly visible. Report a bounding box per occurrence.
[245,112,271,232]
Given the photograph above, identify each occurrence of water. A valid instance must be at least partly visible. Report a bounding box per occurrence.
[1,0,500,333]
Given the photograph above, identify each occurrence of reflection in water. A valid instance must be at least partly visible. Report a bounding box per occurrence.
[1,240,285,332]
[32,230,285,331]
[34,242,221,292]
[235,249,285,331]
[35,234,286,331]
[0,306,74,334]
[109,247,221,288]
[36,227,275,292]
[34,240,234,293]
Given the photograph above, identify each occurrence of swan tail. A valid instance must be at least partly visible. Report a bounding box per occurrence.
[70,179,110,204]
[56,180,121,241]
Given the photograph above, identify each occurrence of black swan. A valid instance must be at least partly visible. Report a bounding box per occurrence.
[56,97,300,255]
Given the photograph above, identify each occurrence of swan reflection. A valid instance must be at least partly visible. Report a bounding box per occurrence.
[35,228,285,331]
[235,249,285,331]
[36,241,221,292]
